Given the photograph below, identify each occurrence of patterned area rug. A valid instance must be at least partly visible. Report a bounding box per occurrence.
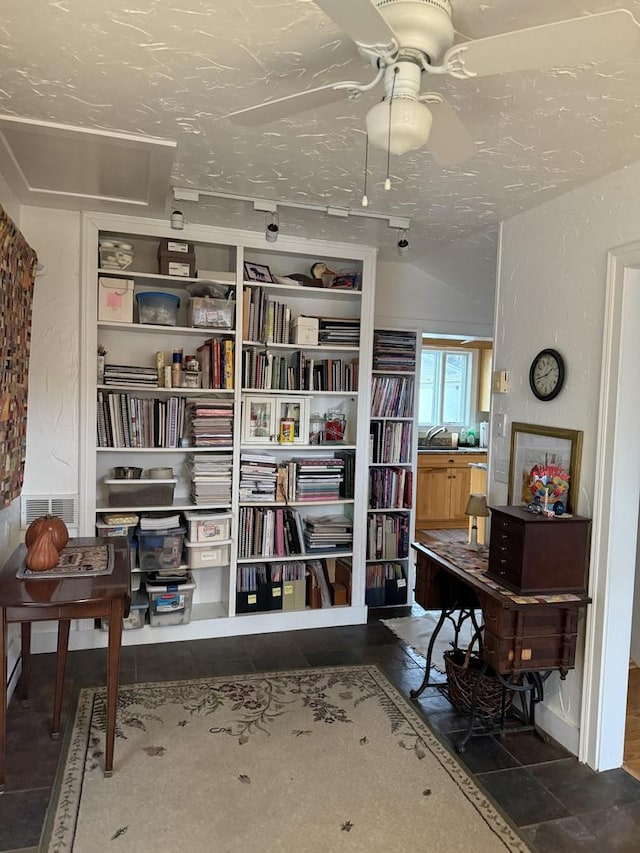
[41,666,528,852]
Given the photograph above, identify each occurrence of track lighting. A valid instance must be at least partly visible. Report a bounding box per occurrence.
[170,210,185,230]
[265,211,279,243]
[397,230,409,255]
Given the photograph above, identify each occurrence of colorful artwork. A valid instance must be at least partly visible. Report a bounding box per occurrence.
[0,205,37,508]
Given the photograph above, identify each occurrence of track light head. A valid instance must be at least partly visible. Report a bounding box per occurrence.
[265,211,279,243]
[397,230,409,255]
[170,210,185,230]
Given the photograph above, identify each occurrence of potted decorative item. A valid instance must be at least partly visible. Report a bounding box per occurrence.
[528,464,570,516]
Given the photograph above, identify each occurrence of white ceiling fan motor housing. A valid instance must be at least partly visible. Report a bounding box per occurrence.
[373,0,455,64]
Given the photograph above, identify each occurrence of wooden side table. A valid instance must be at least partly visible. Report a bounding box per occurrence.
[0,537,130,790]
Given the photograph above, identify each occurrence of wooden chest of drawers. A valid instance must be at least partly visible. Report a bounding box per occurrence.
[487,506,591,594]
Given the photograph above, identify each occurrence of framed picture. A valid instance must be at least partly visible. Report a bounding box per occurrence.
[244,261,273,283]
[276,396,310,445]
[508,422,583,514]
[242,395,276,443]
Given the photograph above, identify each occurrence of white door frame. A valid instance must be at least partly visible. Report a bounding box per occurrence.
[580,242,640,770]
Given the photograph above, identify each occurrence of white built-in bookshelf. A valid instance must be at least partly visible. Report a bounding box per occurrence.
[76,211,376,649]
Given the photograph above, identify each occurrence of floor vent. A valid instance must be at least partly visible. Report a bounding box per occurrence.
[21,494,79,530]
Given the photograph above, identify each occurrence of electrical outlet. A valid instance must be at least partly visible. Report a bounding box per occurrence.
[494,459,509,484]
[495,412,507,437]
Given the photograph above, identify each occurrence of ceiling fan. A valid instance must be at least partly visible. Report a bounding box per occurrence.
[227,0,640,165]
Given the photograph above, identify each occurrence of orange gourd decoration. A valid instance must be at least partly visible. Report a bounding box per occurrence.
[25,528,61,572]
[25,515,69,552]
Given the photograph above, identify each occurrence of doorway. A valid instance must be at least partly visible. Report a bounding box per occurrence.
[580,250,640,770]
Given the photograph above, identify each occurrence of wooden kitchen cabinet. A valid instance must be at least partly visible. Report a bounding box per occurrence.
[415,452,486,530]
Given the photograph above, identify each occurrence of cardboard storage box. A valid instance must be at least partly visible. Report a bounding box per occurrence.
[98,277,134,323]
[292,316,319,346]
[158,238,196,277]
[147,573,196,626]
[184,539,230,569]
[282,579,306,611]
[183,511,231,543]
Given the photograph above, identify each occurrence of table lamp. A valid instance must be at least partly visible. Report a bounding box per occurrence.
[465,493,489,550]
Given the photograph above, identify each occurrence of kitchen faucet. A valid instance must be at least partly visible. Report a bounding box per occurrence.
[425,425,448,443]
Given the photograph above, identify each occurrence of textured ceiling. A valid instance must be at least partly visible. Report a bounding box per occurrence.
[2,0,640,281]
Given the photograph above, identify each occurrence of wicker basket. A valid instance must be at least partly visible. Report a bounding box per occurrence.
[444,648,514,718]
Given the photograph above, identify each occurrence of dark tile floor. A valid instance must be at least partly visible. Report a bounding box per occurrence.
[2,613,640,852]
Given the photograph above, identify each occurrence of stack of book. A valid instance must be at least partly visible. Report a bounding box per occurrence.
[237,506,305,558]
[317,317,360,346]
[187,453,233,505]
[138,512,181,531]
[369,421,412,464]
[366,513,410,560]
[372,330,416,372]
[97,392,186,448]
[368,467,413,509]
[370,375,414,418]
[294,456,345,501]
[102,363,158,388]
[188,397,234,447]
[195,337,234,390]
[239,452,278,501]
[303,513,353,552]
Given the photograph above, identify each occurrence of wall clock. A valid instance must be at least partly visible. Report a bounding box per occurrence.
[529,349,565,401]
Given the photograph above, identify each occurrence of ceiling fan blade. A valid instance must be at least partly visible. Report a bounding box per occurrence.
[451,9,640,79]
[227,84,348,126]
[314,0,396,47]
[425,98,475,166]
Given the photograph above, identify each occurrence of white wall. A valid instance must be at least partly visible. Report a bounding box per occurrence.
[20,207,82,498]
[375,259,494,337]
[493,158,640,753]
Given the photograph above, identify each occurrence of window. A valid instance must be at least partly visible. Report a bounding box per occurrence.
[419,346,473,427]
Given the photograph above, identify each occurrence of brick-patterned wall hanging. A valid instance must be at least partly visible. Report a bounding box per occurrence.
[0,205,37,508]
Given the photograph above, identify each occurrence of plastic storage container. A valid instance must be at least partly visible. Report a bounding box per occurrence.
[96,519,138,538]
[104,478,177,508]
[100,590,149,631]
[136,292,180,326]
[183,511,231,543]
[184,539,230,569]
[137,526,186,571]
[99,240,134,271]
[147,573,196,626]
[189,297,235,329]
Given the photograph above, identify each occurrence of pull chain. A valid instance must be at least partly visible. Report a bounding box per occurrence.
[362,133,370,207]
[385,66,399,191]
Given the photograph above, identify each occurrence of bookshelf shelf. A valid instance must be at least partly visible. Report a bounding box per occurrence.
[81,213,376,648]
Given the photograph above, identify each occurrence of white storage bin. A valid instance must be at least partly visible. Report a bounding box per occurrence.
[183,511,231,543]
[184,538,230,569]
[147,574,196,626]
[99,241,134,271]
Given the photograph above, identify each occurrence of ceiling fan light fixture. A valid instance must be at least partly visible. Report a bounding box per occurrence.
[365,97,433,155]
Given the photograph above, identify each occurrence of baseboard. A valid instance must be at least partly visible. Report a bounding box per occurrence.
[535,702,580,756]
